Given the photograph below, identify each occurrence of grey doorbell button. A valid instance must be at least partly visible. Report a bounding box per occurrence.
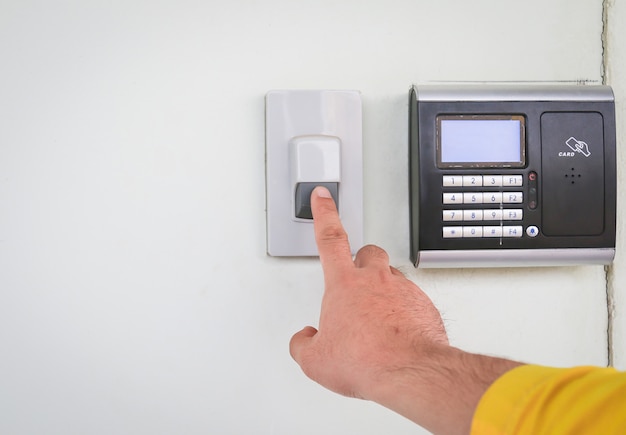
[294,182,339,219]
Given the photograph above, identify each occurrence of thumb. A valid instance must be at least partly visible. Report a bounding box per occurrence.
[289,326,318,364]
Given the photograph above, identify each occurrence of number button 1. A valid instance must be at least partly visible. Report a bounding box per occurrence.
[443,176,463,187]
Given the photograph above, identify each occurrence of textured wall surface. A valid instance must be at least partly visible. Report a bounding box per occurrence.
[607,0,626,370]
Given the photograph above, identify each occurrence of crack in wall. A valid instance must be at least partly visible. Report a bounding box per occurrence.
[602,0,615,368]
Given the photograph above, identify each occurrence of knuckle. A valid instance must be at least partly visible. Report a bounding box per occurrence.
[354,244,389,268]
[319,222,349,244]
[358,244,387,259]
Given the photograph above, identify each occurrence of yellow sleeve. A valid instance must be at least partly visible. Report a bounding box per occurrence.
[470,364,626,434]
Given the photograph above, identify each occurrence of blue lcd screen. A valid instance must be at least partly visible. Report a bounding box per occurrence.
[438,115,525,168]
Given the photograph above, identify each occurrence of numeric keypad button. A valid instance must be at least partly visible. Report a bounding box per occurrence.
[443,176,463,187]
[443,193,462,204]
[503,226,523,237]
[463,226,483,238]
[504,209,523,220]
[463,210,483,221]
[462,175,483,187]
[483,226,503,237]
[503,192,523,204]
[443,210,463,221]
[443,227,463,238]
[463,192,483,204]
[482,192,502,204]
[503,175,523,186]
[483,209,503,221]
[483,175,503,186]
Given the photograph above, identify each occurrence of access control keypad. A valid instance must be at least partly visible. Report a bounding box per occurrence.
[442,174,525,239]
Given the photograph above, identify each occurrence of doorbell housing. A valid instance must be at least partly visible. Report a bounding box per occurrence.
[409,84,616,268]
[265,90,363,256]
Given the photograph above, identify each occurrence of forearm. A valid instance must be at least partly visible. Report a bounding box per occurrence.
[371,345,524,435]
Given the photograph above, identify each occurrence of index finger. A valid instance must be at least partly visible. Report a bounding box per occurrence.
[311,186,355,277]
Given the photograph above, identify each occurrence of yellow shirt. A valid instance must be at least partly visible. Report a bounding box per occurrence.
[471,365,626,434]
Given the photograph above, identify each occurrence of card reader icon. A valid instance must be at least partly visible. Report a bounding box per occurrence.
[565,137,591,157]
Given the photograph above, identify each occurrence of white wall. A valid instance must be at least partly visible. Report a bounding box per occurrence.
[0,1,620,434]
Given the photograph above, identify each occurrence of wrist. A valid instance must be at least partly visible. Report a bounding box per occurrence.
[370,344,523,435]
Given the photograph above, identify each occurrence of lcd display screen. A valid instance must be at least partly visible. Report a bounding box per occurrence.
[437,115,525,168]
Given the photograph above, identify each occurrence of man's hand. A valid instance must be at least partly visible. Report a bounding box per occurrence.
[289,186,522,435]
[289,186,447,402]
